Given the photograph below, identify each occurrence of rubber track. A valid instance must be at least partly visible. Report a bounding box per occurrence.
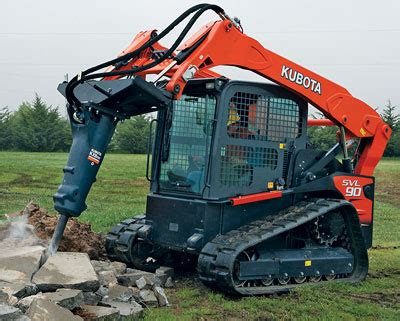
[105,215,146,264]
[197,199,369,295]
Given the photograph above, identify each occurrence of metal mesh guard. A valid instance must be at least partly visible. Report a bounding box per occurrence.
[221,91,301,187]
[220,146,278,186]
[160,95,216,193]
[227,92,301,142]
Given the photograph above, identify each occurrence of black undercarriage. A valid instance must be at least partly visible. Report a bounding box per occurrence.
[106,198,368,295]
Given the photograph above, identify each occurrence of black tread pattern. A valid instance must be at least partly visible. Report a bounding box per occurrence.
[197,199,369,295]
[105,215,146,263]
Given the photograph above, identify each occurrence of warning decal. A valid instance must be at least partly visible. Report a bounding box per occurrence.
[88,148,102,165]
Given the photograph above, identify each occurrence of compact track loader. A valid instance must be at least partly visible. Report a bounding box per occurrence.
[49,4,391,295]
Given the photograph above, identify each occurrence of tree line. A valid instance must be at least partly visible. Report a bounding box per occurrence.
[0,94,151,153]
[0,95,399,156]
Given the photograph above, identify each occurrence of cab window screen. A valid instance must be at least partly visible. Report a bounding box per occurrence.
[227,92,301,142]
[159,95,216,194]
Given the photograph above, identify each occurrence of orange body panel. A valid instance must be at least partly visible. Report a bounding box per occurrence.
[333,176,374,224]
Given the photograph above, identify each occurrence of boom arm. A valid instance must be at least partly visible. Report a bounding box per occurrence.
[104,18,391,176]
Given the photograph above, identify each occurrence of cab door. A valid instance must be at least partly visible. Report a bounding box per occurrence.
[208,81,307,199]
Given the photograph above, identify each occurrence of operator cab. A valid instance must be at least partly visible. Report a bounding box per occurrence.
[150,78,308,200]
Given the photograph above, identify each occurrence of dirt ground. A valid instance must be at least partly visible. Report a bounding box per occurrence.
[4,203,107,260]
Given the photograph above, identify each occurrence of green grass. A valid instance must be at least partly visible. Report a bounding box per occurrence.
[0,152,149,231]
[1,152,399,320]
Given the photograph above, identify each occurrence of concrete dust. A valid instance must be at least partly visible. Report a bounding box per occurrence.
[0,206,44,248]
[2,203,107,260]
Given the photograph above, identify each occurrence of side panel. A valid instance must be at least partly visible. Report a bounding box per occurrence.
[145,193,294,252]
[333,176,374,225]
[146,194,206,249]
[292,173,375,248]
[333,175,374,248]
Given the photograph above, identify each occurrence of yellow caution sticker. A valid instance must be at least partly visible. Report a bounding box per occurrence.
[360,128,367,136]
[279,143,286,149]
[305,260,312,267]
[267,182,274,189]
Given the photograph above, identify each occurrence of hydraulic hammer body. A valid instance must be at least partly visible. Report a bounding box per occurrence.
[49,78,171,254]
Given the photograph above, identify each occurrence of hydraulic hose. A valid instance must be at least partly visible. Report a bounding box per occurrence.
[66,4,224,107]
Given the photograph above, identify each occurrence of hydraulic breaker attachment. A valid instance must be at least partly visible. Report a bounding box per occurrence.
[54,77,171,218]
[53,107,117,217]
[49,78,171,256]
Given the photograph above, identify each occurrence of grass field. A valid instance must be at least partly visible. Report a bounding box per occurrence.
[0,152,399,320]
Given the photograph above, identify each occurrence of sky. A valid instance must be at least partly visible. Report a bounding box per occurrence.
[0,0,399,115]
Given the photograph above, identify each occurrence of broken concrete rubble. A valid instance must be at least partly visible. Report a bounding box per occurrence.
[27,299,83,321]
[164,276,174,288]
[91,261,126,275]
[153,286,170,307]
[0,246,45,298]
[2,255,173,319]
[0,289,18,306]
[0,303,24,320]
[16,293,44,313]
[43,289,84,310]
[0,289,9,303]
[101,300,143,318]
[116,270,154,287]
[97,271,118,287]
[81,304,119,320]
[17,289,83,313]
[138,289,159,307]
[2,217,174,320]
[95,286,109,298]
[0,283,38,300]
[83,291,102,306]
[135,275,161,290]
[156,266,174,278]
[2,204,173,320]
[106,285,134,303]
[32,252,99,292]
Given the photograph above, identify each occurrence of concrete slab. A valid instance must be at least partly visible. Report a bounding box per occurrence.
[83,292,101,306]
[27,299,83,321]
[135,275,161,290]
[82,305,119,321]
[106,285,133,303]
[42,289,84,310]
[155,266,174,278]
[153,286,170,307]
[0,246,45,280]
[0,289,10,304]
[19,290,86,316]
[138,290,158,307]
[97,271,117,287]
[17,293,44,313]
[102,301,143,319]
[0,303,24,320]
[32,252,99,292]
[164,277,174,288]
[0,282,38,299]
[90,261,126,275]
[95,286,108,298]
[116,270,153,287]
[0,246,45,298]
